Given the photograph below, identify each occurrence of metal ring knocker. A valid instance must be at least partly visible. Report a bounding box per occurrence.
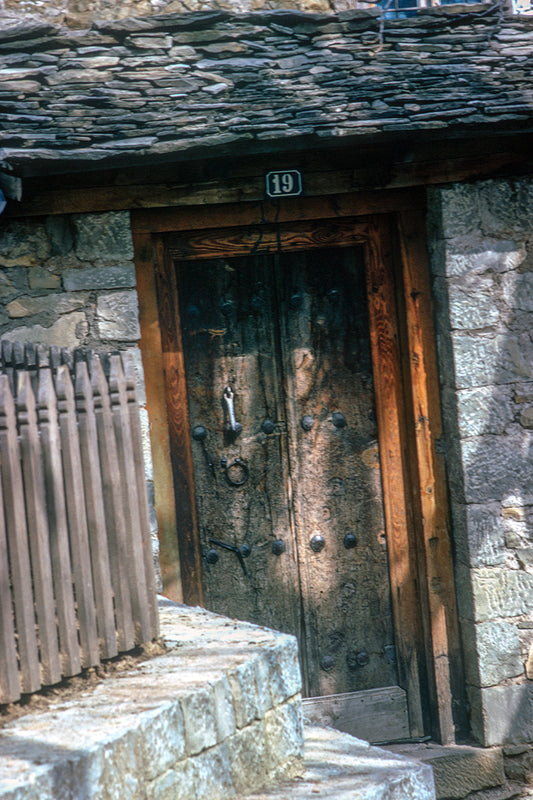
[224,458,249,487]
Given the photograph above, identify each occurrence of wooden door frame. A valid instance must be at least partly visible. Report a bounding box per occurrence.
[131,189,464,745]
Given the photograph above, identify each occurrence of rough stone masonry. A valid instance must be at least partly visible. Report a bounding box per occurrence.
[428,177,533,747]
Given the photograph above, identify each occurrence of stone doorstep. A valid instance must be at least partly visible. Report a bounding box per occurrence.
[383,741,509,800]
[0,598,305,800]
[241,724,437,800]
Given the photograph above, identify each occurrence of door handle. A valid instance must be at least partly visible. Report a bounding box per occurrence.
[223,386,242,435]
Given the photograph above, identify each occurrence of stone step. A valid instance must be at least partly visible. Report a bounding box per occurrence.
[241,724,436,800]
[383,741,508,800]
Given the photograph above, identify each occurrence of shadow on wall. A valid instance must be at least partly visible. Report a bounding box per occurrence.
[427,178,533,747]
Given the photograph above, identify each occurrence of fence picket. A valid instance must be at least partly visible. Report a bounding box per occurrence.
[0,375,41,694]
[123,352,159,638]
[109,355,151,644]
[16,371,62,687]
[0,468,20,703]
[37,369,80,677]
[90,356,134,652]
[55,365,100,668]
[75,362,117,660]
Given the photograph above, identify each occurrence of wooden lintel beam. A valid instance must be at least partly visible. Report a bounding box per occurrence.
[6,149,527,219]
[130,190,425,235]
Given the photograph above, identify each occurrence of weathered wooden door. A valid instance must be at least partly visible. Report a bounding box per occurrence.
[171,232,416,740]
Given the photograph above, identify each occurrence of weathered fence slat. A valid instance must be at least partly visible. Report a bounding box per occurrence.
[0,468,20,703]
[0,375,41,694]
[75,362,118,661]
[37,369,80,678]
[123,352,160,638]
[17,371,62,687]
[109,355,152,644]
[90,355,135,653]
[55,365,100,668]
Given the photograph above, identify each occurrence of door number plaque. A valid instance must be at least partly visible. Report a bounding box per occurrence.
[265,170,303,198]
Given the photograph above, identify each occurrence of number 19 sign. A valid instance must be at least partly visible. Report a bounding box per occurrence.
[265,170,303,198]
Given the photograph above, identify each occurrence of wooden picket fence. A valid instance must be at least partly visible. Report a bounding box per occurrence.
[0,342,159,704]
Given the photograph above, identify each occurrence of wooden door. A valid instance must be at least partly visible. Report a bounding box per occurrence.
[170,233,418,741]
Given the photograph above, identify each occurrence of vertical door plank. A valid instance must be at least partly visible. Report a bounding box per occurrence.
[90,355,135,652]
[277,246,399,700]
[0,375,41,694]
[55,365,100,668]
[174,252,301,640]
[364,216,426,737]
[397,210,466,744]
[17,371,62,687]
[133,230,183,603]
[0,467,20,703]
[109,354,152,644]
[122,351,160,638]
[154,236,204,606]
[37,369,80,677]
[75,362,117,659]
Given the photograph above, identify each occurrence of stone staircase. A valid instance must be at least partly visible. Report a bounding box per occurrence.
[0,598,436,800]
[1,596,527,800]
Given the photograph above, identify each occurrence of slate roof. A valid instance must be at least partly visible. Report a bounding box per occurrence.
[1,5,533,176]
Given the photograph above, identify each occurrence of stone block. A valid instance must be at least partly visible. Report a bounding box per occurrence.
[96,290,140,341]
[192,743,235,800]
[0,220,51,267]
[45,216,74,256]
[438,184,482,239]
[447,275,501,330]
[387,742,505,800]
[451,332,533,390]
[28,269,61,290]
[0,270,19,299]
[501,270,533,313]
[461,430,533,504]
[63,264,136,291]
[456,387,513,437]
[228,659,260,730]
[211,675,236,742]
[6,292,87,319]
[0,312,88,348]
[137,703,186,781]
[470,568,533,622]
[479,178,533,239]
[471,683,533,746]
[264,636,302,707]
[73,211,134,262]
[459,504,506,567]
[146,759,196,800]
[180,685,218,756]
[502,514,532,549]
[463,621,523,687]
[264,697,304,781]
[443,238,526,279]
[227,720,269,794]
[254,653,274,719]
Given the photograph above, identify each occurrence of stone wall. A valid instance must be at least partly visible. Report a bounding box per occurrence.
[427,178,533,746]
[0,210,162,589]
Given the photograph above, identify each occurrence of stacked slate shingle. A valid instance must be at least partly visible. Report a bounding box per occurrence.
[0,5,532,174]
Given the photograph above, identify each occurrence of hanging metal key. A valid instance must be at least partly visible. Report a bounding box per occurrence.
[223,386,242,435]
